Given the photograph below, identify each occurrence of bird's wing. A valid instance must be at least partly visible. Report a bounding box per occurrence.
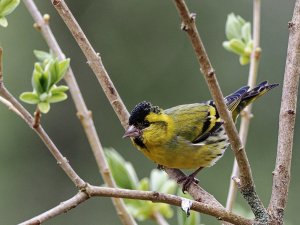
[164,103,222,144]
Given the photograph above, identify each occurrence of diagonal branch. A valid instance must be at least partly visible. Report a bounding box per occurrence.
[19,184,255,225]
[22,1,136,224]
[172,0,267,222]
[18,192,90,225]
[268,0,300,223]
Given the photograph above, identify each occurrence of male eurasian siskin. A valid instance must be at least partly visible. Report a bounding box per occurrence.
[123,81,278,192]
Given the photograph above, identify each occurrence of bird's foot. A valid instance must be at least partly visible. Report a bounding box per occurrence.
[157,164,165,170]
[177,175,199,193]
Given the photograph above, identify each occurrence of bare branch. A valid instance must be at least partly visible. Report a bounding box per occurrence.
[0,96,24,119]
[20,185,254,225]
[164,168,223,208]
[268,0,300,223]
[19,192,89,225]
[88,185,254,225]
[172,0,267,222]
[226,0,262,212]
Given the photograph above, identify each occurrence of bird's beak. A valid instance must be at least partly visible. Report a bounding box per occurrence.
[123,125,141,138]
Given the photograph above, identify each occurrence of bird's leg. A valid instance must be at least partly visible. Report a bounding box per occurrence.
[157,164,165,170]
[177,167,204,193]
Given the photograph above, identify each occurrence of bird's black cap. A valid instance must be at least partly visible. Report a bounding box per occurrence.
[129,101,160,126]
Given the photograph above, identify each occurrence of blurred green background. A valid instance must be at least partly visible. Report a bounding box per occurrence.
[0,0,298,224]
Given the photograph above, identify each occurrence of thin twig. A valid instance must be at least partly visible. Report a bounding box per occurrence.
[50,0,226,211]
[268,0,300,223]
[172,0,268,222]
[18,192,90,225]
[33,106,41,128]
[22,1,136,224]
[0,48,86,189]
[0,96,24,119]
[20,185,254,225]
[225,0,262,212]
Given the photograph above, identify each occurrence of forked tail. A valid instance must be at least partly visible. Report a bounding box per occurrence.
[225,81,279,120]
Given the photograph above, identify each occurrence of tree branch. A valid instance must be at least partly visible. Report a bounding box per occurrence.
[226,0,262,212]
[22,1,136,224]
[20,185,255,225]
[18,192,90,225]
[164,168,223,208]
[0,96,24,119]
[268,0,300,223]
[172,0,268,222]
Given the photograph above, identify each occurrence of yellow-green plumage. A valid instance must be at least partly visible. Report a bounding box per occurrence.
[124,81,278,170]
[141,104,225,169]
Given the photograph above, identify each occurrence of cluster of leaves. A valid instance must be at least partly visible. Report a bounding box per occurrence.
[105,148,201,224]
[0,0,19,27]
[223,13,253,65]
[20,50,70,113]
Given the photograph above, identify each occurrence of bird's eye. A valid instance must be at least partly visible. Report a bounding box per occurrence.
[143,121,150,128]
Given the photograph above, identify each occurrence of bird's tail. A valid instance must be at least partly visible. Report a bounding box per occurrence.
[225,81,279,120]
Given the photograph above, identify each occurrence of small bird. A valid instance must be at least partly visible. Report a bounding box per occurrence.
[123,81,278,192]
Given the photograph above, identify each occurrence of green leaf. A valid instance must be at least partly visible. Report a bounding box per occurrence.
[0,16,7,27]
[0,0,20,17]
[228,39,246,55]
[241,22,252,44]
[127,201,153,221]
[104,148,138,189]
[244,41,254,56]
[39,92,49,102]
[38,102,50,113]
[47,58,58,86]
[41,70,52,92]
[19,92,39,104]
[32,67,44,94]
[124,163,139,189]
[48,92,67,103]
[225,13,245,40]
[44,59,56,88]
[137,178,149,191]
[50,85,69,93]
[56,58,70,83]
[156,203,174,219]
[239,55,250,65]
[34,62,43,74]
[177,207,201,225]
[33,50,53,62]
[159,179,177,194]
[150,169,169,191]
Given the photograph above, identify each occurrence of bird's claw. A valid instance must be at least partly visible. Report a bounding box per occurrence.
[157,164,165,170]
[178,175,199,193]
